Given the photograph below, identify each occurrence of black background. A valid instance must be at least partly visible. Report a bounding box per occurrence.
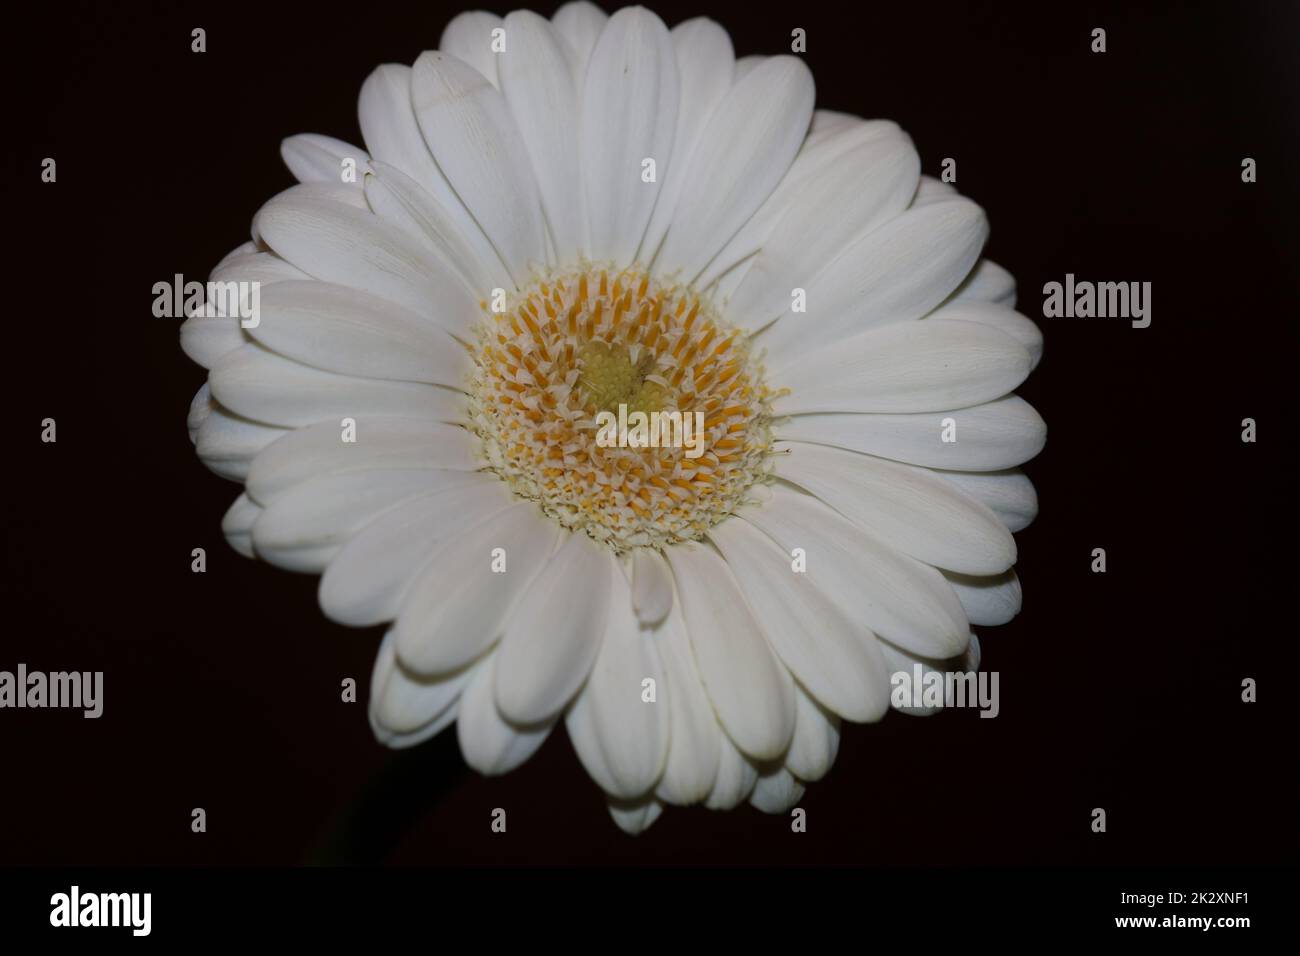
[2,0,1296,867]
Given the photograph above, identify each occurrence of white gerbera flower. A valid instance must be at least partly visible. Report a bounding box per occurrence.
[181,2,1044,834]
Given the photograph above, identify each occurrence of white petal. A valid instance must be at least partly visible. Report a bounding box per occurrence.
[772,317,1029,416]
[439,11,503,87]
[370,629,461,748]
[760,197,989,359]
[638,18,734,262]
[942,569,1022,626]
[187,383,212,444]
[709,519,890,722]
[630,547,673,625]
[552,1,607,77]
[950,258,1016,308]
[221,493,262,559]
[749,766,805,814]
[245,416,480,506]
[250,280,472,386]
[933,468,1038,533]
[195,404,288,482]
[726,126,919,330]
[375,653,478,738]
[665,542,795,761]
[774,441,1016,576]
[498,11,585,262]
[494,532,613,723]
[252,469,451,573]
[456,654,554,775]
[395,504,560,675]
[411,51,547,287]
[358,63,505,281]
[699,119,901,290]
[880,639,981,717]
[655,56,814,282]
[319,478,516,626]
[608,796,663,835]
[363,161,510,295]
[253,191,479,338]
[180,251,307,369]
[209,345,467,428]
[580,6,678,267]
[786,688,840,782]
[280,134,370,186]
[565,566,669,799]
[927,299,1044,371]
[776,395,1046,472]
[652,603,721,806]
[738,484,969,658]
[704,734,760,810]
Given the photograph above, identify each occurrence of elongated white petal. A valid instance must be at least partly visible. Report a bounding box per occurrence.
[739,484,969,658]
[580,6,677,267]
[439,11,503,87]
[552,1,607,77]
[880,637,982,717]
[950,258,1016,308]
[396,504,559,675]
[180,251,307,369]
[565,567,669,799]
[775,442,1017,575]
[927,299,1044,371]
[772,318,1031,415]
[375,654,478,737]
[363,161,510,295]
[638,18,734,261]
[222,493,262,558]
[727,126,919,329]
[499,11,585,262]
[750,766,805,813]
[412,51,547,287]
[630,547,673,625]
[942,569,1022,626]
[188,383,213,445]
[358,63,505,280]
[666,543,795,761]
[209,345,467,428]
[652,603,721,805]
[608,797,663,835]
[250,280,472,386]
[761,197,989,359]
[456,654,554,775]
[786,689,840,782]
[319,479,515,627]
[655,56,813,282]
[252,469,448,572]
[704,734,760,810]
[196,405,288,482]
[280,134,370,185]
[253,191,479,338]
[777,395,1046,472]
[699,118,900,290]
[246,417,480,506]
[709,519,890,722]
[933,468,1039,533]
[495,532,613,723]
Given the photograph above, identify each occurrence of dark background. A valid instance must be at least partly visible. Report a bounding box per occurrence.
[2,0,1296,866]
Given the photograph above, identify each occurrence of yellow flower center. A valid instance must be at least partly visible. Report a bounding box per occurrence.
[466,265,775,550]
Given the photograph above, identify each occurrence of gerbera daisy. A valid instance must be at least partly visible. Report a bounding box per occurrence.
[181,2,1045,834]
